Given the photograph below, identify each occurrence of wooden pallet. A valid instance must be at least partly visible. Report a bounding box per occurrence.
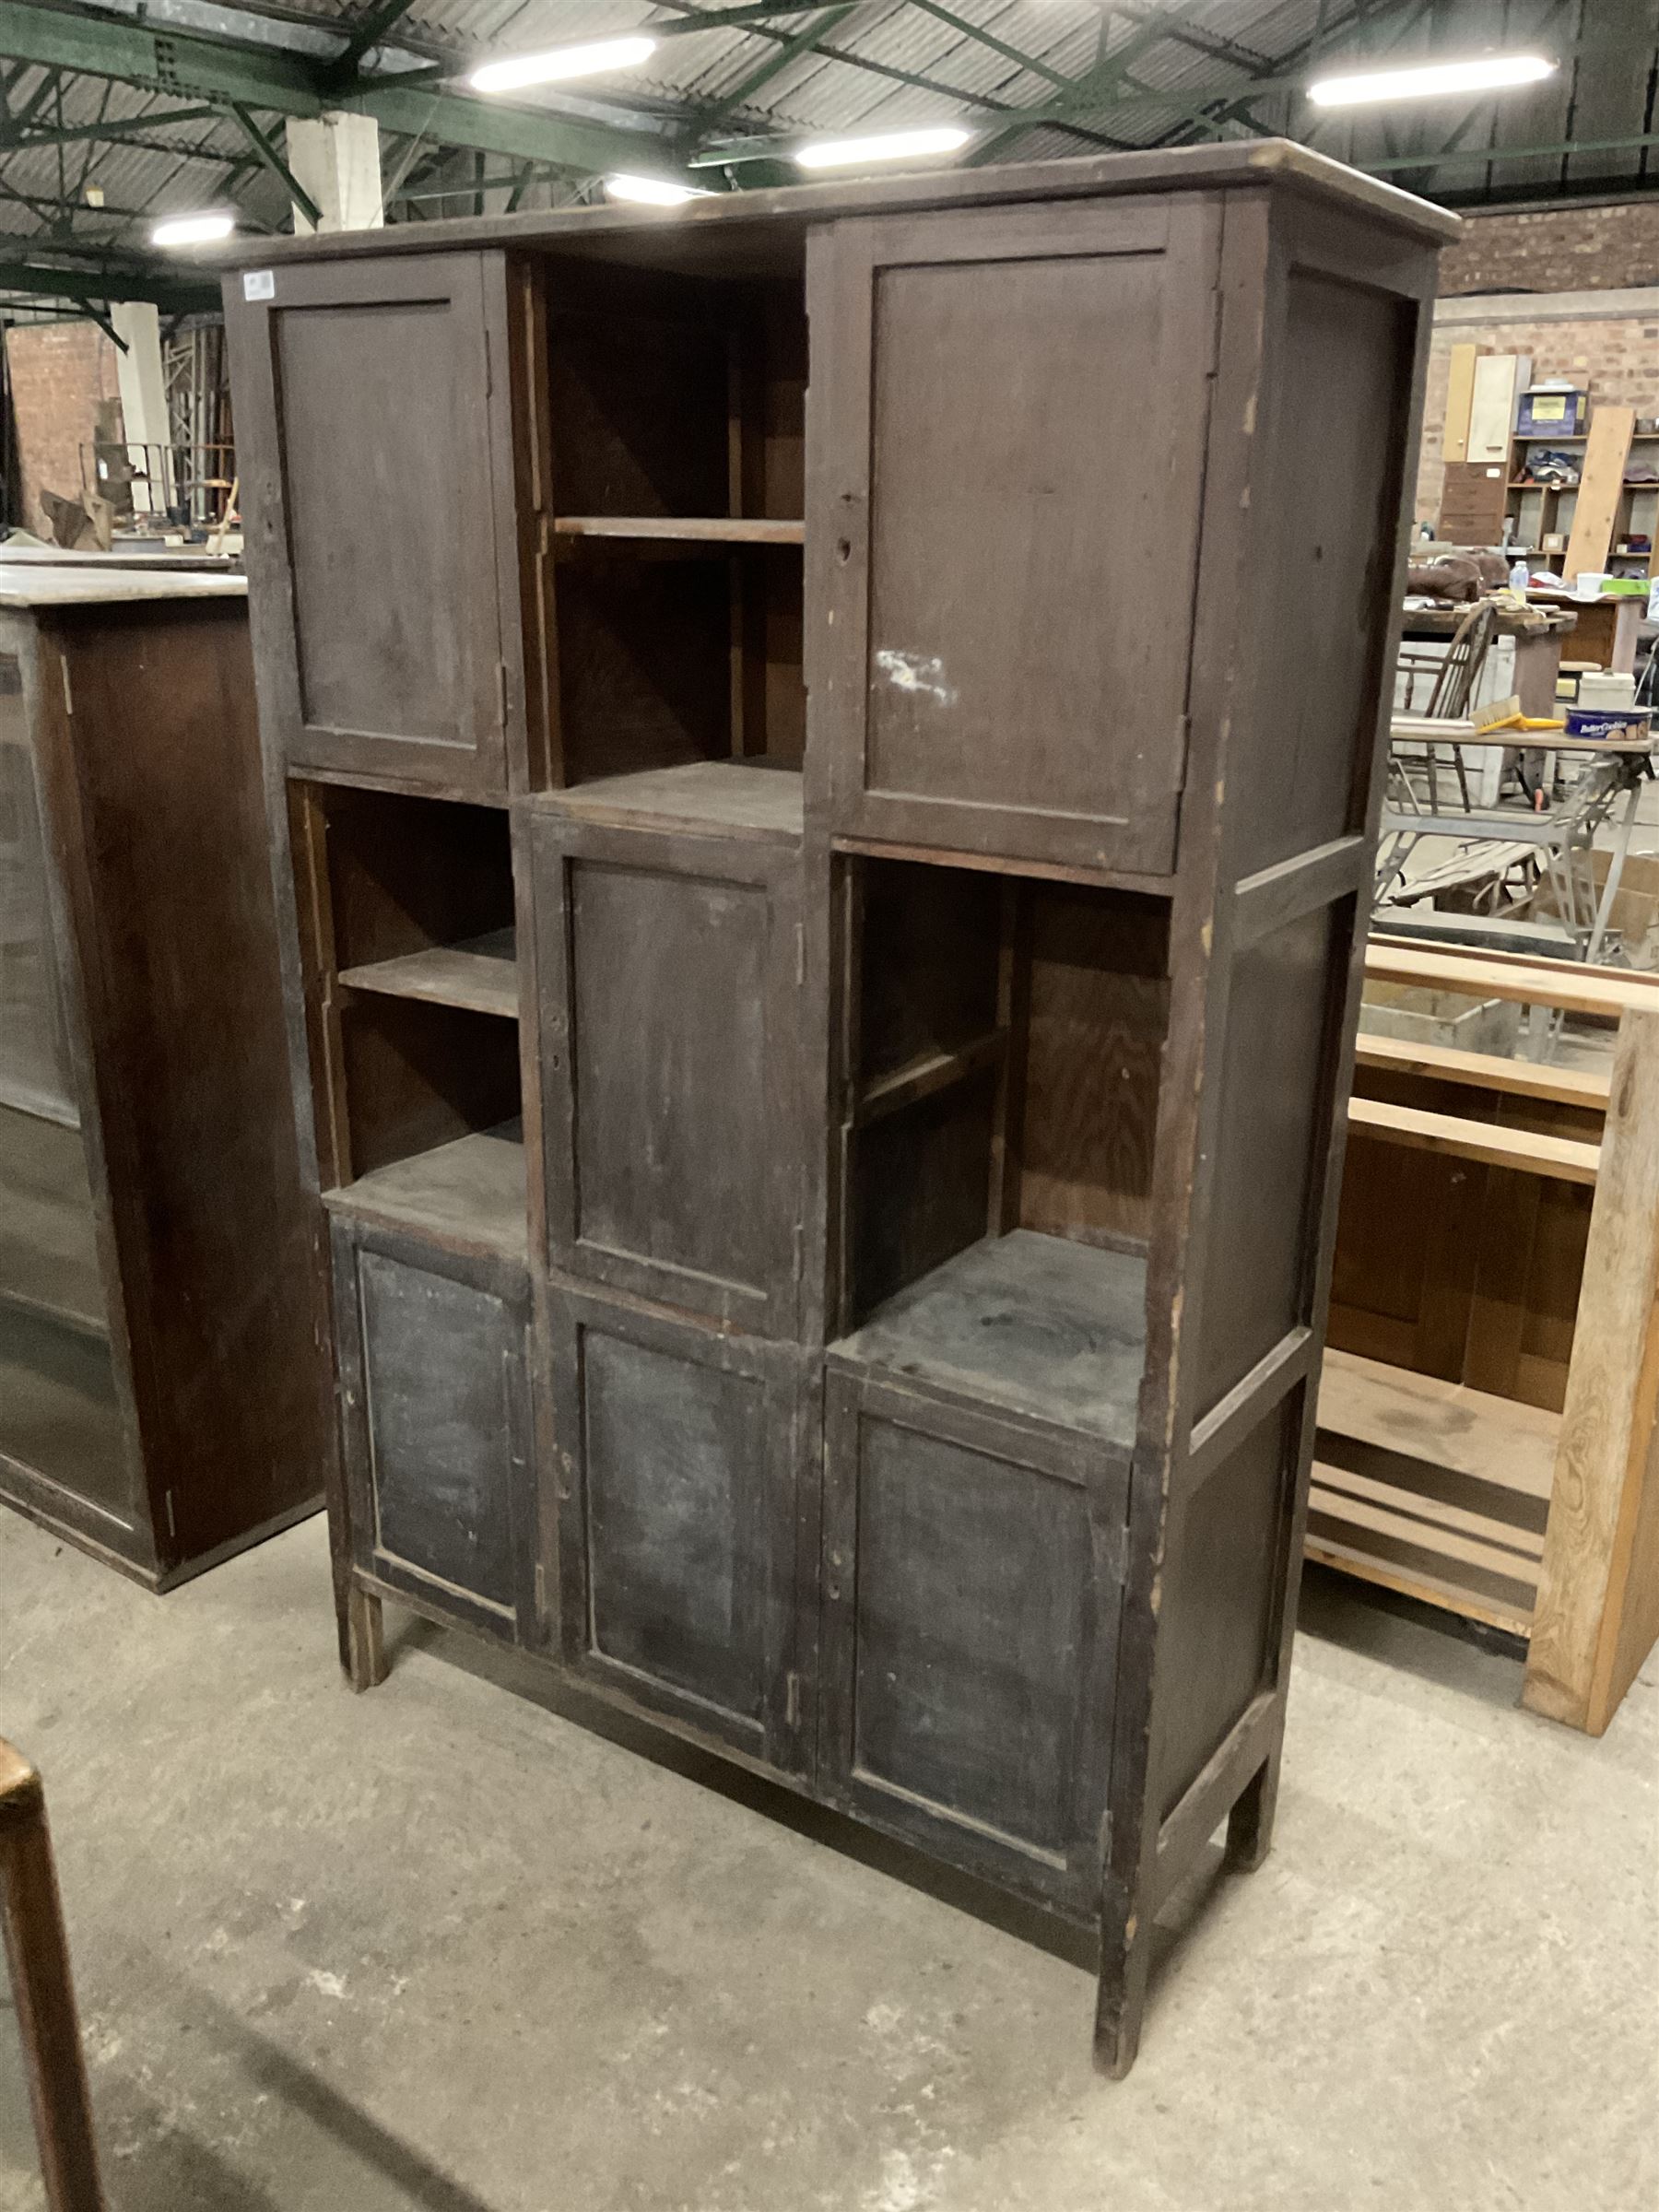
[1318,939,1659,1733]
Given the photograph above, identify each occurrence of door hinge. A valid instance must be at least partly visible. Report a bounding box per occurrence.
[785,1671,802,1729]
[59,656,72,715]
[496,661,509,729]
[534,1560,547,1618]
[164,1489,178,1542]
[1175,711,1193,783]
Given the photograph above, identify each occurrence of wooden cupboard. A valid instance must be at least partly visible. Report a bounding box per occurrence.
[0,569,324,1585]
[223,143,1455,2074]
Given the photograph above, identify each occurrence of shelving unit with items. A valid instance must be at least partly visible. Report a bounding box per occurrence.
[223,141,1453,2076]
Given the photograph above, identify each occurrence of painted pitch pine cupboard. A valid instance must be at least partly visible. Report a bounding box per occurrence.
[223,145,1453,2075]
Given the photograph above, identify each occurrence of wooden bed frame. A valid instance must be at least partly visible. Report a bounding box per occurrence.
[1316,935,1659,1734]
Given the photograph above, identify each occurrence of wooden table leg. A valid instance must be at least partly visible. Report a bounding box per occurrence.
[0,1743,106,2212]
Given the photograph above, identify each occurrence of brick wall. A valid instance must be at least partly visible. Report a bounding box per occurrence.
[4,321,122,537]
[1440,203,1659,299]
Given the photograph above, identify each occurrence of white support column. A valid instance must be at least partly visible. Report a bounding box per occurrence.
[110,300,171,518]
[285,112,384,233]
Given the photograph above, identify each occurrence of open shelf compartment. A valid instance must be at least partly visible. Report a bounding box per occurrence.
[540,256,806,786]
[294,782,527,1254]
[830,853,1170,1450]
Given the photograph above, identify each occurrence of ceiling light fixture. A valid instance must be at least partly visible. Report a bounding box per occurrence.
[605,173,704,206]
[469,34,656,94]
[1308,53,1555,106]
[151,211,236,246]
[794,124,971,170]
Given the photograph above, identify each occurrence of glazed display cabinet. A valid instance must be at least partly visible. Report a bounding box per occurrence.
[0,568,324,1586]
[222,144,1454,2074]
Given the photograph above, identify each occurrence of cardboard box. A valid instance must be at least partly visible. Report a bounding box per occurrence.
[1518,384,1590,437]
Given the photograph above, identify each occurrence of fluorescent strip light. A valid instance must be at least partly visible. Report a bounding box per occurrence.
[1308,53,1554,107]
[605,173,703,206]
[795,124,971,171]
[469,34,655,94]
[151,212,235,246]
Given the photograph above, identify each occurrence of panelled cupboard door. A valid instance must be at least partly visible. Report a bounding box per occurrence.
[534,814,805,1335]
[819,1367,1128,1915]
[807,196,1220,877]
[229,254,512,795]
[331,1223,535,1642]
[551,1286,818,1775]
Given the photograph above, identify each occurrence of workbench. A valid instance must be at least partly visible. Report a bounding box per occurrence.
[1399,599,1577,718]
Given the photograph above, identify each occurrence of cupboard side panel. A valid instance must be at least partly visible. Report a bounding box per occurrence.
[54,604,325,1563]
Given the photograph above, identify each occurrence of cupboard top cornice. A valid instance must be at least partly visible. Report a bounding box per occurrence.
[213,140,1458,282]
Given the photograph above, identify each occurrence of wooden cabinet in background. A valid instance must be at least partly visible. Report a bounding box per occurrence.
[225,143,1454,2074]
[0,570,324,1586]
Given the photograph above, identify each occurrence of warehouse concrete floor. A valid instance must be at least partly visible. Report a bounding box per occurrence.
[3,1508,1654,2212]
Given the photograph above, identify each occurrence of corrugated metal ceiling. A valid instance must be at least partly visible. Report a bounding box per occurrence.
[0,0,1654,294]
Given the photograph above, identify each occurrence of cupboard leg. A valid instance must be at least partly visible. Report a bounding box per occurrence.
[1092,1882,1151,2080]
[1224,1753,1279,1874]
[346,1586,388,1693]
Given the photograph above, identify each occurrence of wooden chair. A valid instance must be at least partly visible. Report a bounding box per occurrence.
[0,1740,106,2210]
[1314,938,1659,1734]
[1394,599,1499,809]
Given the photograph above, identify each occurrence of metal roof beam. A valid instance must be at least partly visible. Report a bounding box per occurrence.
[0,256,218,308]
[687,3,857,134]
[11,101,221,145]
[0,0,680,176]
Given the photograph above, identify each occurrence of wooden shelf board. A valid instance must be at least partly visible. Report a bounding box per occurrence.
[553,516,805,546]
[1320,1348,1560,1502]
[536,761,804,842]
[1303,1528,1535,1640]
[833,1229,1147,1449]
[1347,1094,1600,1184]
[338,929,518,1019]
[856,1032,1006,1125]
[1365,937,1659,1021]
[324,1122,527,1262]
[1354,1031,1610,1111]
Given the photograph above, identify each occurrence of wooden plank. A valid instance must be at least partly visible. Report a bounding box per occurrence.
[1441,340,1482,465]
[1354,1031,1611,1111]
[1525,1006,1659,1732]
[1364,938,1659,1019]
[855,1030,1006,1126]
[323,1122,527,1263]
[1309,1479,1542,1592]
[0,1737,109,2211]
[1304,1528,1534,1638]
[1314,1459,1546,1562]
[1563,406,1635,583]
[338,928,519,1019]
[1467,352,1525,465]
[1319,1347,1561,1500]
[553,515,805,545]
[1347,1096,1600,1184]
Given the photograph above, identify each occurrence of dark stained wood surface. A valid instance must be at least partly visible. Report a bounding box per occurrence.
[227,253,511,796]
[835,1229,1146,1446]
[338,928,519,1020]
[551,1285,816,1773]
[0,598,324,1582]
[215,142,1458,278]
[334,1223,534,1641]
[324,1121,527,1263]
[230,159,1448,2080]
[808,196,1218,874]
[536,807,804,1334]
